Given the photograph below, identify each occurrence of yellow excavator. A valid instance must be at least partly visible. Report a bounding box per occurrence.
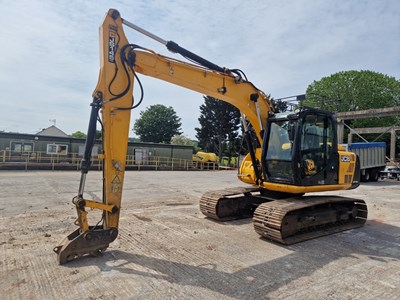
[192,152,218,163]
[54,9,367,264]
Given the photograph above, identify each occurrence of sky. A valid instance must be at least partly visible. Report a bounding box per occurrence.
[0,0,399,139]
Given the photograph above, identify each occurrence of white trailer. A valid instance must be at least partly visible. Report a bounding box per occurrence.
[341,142,386,182]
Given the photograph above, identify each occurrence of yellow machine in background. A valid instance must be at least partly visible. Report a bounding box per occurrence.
[192,152,218,163]
[54,9,367,264]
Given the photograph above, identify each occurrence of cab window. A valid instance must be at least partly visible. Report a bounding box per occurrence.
[265,119,297,183]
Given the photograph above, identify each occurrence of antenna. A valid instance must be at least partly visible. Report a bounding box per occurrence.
[49,119,56,126]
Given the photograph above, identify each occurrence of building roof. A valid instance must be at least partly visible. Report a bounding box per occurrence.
[36,125,69,137]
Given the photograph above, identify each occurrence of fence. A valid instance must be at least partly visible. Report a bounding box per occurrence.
[0,149,218,171]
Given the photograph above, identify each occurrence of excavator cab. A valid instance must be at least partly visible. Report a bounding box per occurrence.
[203,107,367,244]
[262,108,339,187]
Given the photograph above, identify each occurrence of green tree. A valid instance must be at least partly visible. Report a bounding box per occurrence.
[270,94,289,113]
[304,70,400,128]
[170,134,199,153]
[195,96,241,163]
[133,104,182,143]
[70,130,102,139]
[70,131,86,138]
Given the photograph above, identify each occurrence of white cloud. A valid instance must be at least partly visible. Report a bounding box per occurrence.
[0,0,399,138]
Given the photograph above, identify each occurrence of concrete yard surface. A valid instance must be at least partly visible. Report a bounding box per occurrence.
[1,170,399,299]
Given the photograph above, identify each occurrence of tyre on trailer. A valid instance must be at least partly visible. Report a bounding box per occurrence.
[370,169,379,182]
[361,170,370,182]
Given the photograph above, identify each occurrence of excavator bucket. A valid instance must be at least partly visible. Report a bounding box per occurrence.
[53,226,118,265]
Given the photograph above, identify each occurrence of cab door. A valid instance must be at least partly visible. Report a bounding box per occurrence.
[296,112,338,186]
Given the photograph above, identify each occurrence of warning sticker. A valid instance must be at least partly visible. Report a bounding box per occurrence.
[111,174,122,193]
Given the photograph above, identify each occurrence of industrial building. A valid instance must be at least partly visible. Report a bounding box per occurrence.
[0,128,194,170]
